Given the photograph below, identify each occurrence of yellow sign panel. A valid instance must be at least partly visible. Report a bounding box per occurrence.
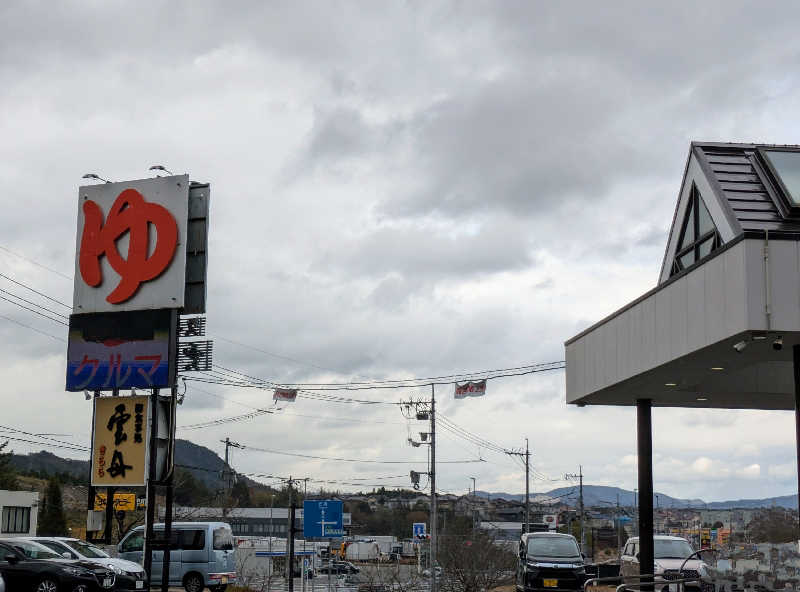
[93,492,137,512]
[91,395,149,486]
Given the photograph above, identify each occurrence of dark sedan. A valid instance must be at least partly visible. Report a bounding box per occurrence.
[0,539,116,592]
[318,562,360,575]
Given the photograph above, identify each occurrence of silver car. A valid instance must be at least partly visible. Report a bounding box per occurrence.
[620,536,708,589]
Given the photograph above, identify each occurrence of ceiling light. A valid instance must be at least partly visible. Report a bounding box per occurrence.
[733,340,747,352]
[696,397,708,402]
[710,367,724,371]
[665,383,677,387]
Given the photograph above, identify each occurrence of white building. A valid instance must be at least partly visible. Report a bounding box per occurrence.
[0,489,39,537]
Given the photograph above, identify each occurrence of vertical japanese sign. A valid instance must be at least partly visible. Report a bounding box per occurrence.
[91,395,149,486]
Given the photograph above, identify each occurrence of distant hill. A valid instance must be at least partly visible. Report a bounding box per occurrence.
[6,439,236,491]
[477,485,794,510]
[6,442,796,510]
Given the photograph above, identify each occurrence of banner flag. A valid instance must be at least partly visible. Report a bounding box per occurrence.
[274,388,298,402]
[454,380,487,399]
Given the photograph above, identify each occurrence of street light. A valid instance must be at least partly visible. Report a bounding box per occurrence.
[82,173,112,183]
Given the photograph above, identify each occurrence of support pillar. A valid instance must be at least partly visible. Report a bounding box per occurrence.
[793,345,800,533]
[636,399,654,589]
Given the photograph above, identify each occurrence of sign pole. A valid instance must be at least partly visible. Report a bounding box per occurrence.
[327,538,332,592]
[161,332,179,592]
[142,387,160,583]
[103,486,116,544]
[160,470,174,592]
[288,480,295,592]
[429,384,437,592]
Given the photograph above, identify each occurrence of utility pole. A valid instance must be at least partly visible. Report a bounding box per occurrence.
[616,494,622,553]
[470,477,476,531]
[288,477,295,592]
[222,438,242,493]
[430,384,437,592]
[579,466,584,556]
[505,440,530,533]
[565,467,585,555]
[525,438,530,535]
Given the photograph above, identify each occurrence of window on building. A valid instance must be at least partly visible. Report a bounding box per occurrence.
[1,506,31,534]
[670,185,721,277]
[761,149,800,207]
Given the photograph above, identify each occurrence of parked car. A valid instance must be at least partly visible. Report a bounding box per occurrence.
[0,570,5,592]
[28,537,147,590]
[515,532,586,592]
[318,561,360,575]
[620,536,709,590]
[422,566,442,578]
[118,521,235,592]
[0,538,116,592]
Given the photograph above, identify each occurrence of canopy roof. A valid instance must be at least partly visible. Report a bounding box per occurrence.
[566,142,800,410]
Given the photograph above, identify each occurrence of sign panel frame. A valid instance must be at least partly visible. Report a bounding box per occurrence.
[66,309,177,391]
[73,175,189,314]
[303,500,344,538]
[91,395,150,487]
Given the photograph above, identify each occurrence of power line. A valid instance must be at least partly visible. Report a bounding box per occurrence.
[0,424,88,451]
[0,434,87,454]
[0,312,65,342]
[0,245,73,280]
[209,361,565,389]
[187,362,565,393]
[179,408,275,431]
[0,273,72,309]
[232,442,485,465]
[0,293,69,326]
[0,286,69,320]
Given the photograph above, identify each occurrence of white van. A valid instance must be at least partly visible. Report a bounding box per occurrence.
[118,522,235,592]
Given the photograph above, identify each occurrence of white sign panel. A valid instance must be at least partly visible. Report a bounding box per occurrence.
[73,175,189,313]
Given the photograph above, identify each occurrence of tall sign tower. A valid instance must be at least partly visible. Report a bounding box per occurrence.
[67,173,211,587]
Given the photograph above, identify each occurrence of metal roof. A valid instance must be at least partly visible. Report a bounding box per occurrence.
[693,142,800,233]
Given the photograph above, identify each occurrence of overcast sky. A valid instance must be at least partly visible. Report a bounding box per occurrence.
[2,1,800,504]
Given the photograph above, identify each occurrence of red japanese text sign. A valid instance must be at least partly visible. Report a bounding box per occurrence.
[73,176,189,314]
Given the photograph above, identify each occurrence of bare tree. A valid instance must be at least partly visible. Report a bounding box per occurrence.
[438,531,516,592]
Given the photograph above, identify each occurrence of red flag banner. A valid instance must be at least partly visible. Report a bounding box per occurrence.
[273,388,298,402]
[454,380,487,399]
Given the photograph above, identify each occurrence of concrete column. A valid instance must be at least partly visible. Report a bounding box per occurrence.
[793,345,800,532]
[637,399,654,589]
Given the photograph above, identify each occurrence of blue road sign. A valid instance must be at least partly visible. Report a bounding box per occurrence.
[303,500,344,538]
[413,522,427,538]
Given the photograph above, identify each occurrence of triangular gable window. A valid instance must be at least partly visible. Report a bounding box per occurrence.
[670,186,722,277]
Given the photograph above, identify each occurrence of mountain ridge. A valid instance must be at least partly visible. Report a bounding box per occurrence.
[5,441,796,509]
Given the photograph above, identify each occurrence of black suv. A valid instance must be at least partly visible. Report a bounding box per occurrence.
[318,561,360,575]
[516,532,586,592]
[0,539,117,592]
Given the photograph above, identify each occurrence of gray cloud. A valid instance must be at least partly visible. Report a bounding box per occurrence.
[2,0,800,499]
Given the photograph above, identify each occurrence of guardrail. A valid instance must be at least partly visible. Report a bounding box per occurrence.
[583,573,703,592]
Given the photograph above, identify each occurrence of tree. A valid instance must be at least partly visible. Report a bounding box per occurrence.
[38,478,68,536]
[0,441,18,489]
[438,528,516,592]
[747,509,798,543]
[232,478,252,507]
[174,468,211,506]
